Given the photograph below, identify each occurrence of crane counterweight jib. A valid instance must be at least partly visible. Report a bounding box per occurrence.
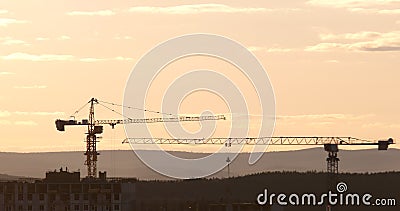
[56,115,226,131]
[55,119,89,131]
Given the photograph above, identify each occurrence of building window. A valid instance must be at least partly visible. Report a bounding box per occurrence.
[74,205,80,210]
[28,205,32,211]
[49,194,56,201]
[74,193,80,200]
[18,193,23,201]
[84,205,88,210]
[28,193,33,201]
[39,205,45,211]
[114,194,120,201]
[18,184,23,192]
[83,194,88,200]
[114,205,119,210]
[18,205,23,211]
[39,194,45,200]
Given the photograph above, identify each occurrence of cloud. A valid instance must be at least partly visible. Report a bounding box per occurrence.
[0,71,15,76]
[306,0,400,8]
[36,37,50,41]
[0,110,64,116]
[14,111,64,116]
[2,39,27,45]
[80,58,106,62]
[0,10,8,15]
[308,121,335,126]
[14,120,38,126]
[319,31,382,41]
[375,8,400,14]
[248,46,294,53]
[114,35,133,40]
[0,111,11,117]
[0,119,39,126]
[0,37,28,45]
[325,60,339,63]
[306,31,400,52]
[0,111,63,127]
[36,36,70,41]
[362,122,400,129]
[80,57,133,62]
[67,10,115,16]
[114,56,133,61]
[349,8,400,14]
[266,48,294,53]
[1,52,133,62]
[247,46,265,52]
[277,113,373,120]
[57,35,71,40]
[14,85,47,89]
[1,53,74,61]
[305,43,348,52]
[358,46,400,51]
[0,18,27,27]
[0,120,11,125]
[307,0,400,15]
[128,4,268,14]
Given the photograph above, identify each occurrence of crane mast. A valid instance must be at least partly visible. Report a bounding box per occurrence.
[85,98,100,178]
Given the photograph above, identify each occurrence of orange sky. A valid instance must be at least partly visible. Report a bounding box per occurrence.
[0,0,399,152]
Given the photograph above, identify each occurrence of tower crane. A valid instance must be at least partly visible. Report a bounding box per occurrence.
[55,98,226,178]
[122,136,394,174]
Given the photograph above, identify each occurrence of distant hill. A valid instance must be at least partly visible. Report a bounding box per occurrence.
[0,174,33,181]
[0,148,399,179]
[0,174,21,181]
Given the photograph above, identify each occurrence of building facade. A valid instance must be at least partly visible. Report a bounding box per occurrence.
[0,169,135,211]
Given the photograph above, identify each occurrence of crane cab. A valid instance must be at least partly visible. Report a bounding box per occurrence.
[55,119,77,131]
[378,138,394,150]
[93,126,103,134]
[55,119,94,132]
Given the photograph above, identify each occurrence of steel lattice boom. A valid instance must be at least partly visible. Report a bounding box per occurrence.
[122,136,387,145]
[96,115,226,128]
[123,136,394,174]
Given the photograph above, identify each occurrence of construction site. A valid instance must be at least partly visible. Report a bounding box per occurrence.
[0,98,396,211]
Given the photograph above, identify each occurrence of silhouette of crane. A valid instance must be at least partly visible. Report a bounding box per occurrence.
[123,136,394,174]
[55,98,226,178]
